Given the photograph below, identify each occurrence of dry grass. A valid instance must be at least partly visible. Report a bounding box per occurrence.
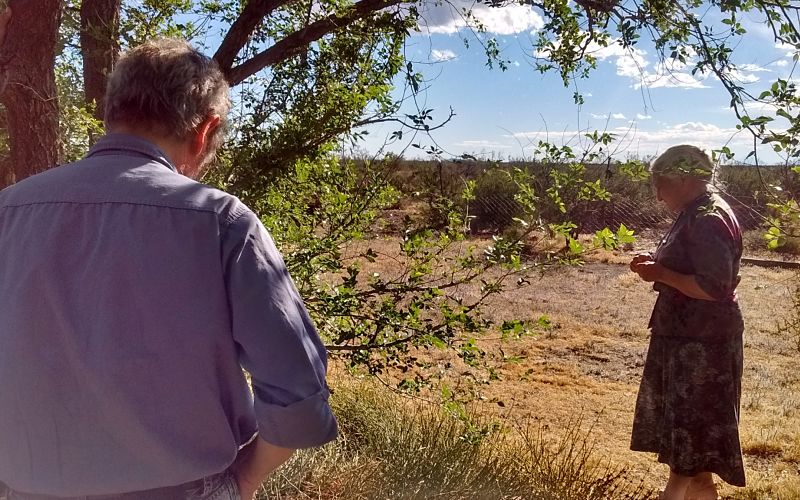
[257,381,651,499]
[333,235,800,499]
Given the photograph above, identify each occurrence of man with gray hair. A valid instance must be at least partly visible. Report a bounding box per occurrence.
[0,38,337,499]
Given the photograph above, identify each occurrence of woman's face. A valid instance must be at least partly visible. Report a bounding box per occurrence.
[651,175,688,211]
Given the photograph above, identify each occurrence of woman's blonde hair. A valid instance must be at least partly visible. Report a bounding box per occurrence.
[650,145,716,184]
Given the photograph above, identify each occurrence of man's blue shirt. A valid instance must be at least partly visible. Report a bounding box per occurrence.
[0,134,337,495]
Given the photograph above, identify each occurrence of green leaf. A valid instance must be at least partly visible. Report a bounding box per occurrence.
[568,237,584,255]
[593,227,616,250]
[616,223,636,245]
[424,335,447,350]
[501,320,528,339]
[536,315,553,329]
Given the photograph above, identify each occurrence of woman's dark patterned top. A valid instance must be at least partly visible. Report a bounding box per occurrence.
[650,192,744,340]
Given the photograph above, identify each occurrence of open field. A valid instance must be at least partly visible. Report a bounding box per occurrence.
[326,235,800,499]
[476,261,799,498]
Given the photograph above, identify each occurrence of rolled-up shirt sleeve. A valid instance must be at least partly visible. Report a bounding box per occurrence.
[686,213,738,301]
[222,209,337,448]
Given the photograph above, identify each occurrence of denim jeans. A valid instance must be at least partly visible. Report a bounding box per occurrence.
[0,470,240,500]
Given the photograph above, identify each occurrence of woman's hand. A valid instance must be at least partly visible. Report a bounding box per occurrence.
[630,259,717,300]
[632,260,665,282]
[629,253,653,273]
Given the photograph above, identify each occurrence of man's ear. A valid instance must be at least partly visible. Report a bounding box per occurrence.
[192,115,221,156]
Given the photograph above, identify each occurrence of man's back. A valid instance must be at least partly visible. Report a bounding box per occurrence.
[0,135,335,495]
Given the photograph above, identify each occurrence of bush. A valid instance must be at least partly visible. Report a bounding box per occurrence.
[764,199,800,255]
[469,167,523,233]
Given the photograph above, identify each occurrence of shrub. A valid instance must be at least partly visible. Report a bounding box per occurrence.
[765,199,800,255]
[469,167,523,233]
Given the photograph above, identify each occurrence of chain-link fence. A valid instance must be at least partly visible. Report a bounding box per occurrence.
[388,160,797,257]
[469,192,768,235]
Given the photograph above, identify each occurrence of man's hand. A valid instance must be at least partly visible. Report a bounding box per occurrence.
[235,474,261,500]
[231,437,295,500]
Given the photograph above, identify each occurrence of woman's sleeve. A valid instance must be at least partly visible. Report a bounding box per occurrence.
[685,212,740,301]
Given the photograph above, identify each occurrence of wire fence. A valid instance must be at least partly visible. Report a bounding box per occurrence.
[386,160,800,262]
[468,192,770,235]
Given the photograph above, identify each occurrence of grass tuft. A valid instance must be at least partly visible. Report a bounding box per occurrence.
[257,382,652,499]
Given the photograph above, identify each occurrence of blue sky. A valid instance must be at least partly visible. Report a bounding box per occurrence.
[358,1,799,164]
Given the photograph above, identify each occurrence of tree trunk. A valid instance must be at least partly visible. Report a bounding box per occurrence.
[80,0,121,124]
[0,0,62,187]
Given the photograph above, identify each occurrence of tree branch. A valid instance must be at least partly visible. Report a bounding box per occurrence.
[354,106,456,132]
[226,0,404,85]
[213,0,298,71]
[326,327,430,351]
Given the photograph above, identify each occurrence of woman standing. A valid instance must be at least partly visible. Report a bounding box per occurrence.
[629,145,745,500]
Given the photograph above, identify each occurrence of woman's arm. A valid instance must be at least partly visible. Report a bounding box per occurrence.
[631,260,716,301]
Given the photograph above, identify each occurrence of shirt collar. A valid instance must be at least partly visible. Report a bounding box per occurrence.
[86,133,178,172]
[682,190,713,215]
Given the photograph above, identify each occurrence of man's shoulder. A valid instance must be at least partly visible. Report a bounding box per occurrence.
[0,157,254,229]
[0,161,79,207]
[175,178,253,227]
[109,165,254,229]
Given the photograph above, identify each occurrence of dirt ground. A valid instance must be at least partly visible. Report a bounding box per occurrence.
[474,261,799,498]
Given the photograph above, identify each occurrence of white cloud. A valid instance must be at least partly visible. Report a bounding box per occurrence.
[617,55,648,79]
[702,65,761,84]
[583,38,709,89]
[715,101,784,117]
[636,113,652,120]
[431,49,457,62]
[539,36,765,90]
[629,49,712,89]
[741,100,787,118]
[773,59,790,67]
[588,40,637,61]
[638,64,711,89]
[590,113,608,119]
[538,35,716,90]
[775,42,798,58]
[727,66,761,84]
[611,113,626,119]
[582,39,650,79]
[626,122,753,154]
[418,1,544,35]
[508,121,752,158]
[454,139,512,150]
[738,63,771,73]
